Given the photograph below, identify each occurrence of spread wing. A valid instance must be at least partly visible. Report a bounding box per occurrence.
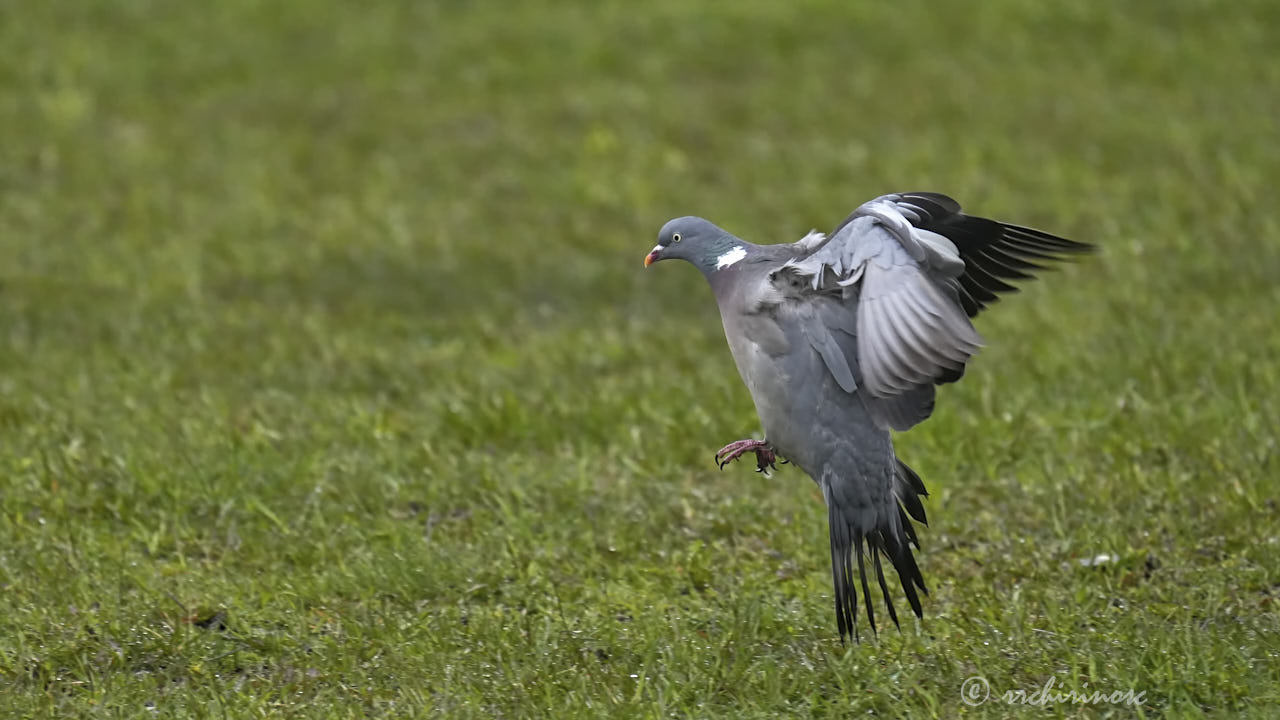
[772,192,1093,424]
[831,192,1095,317]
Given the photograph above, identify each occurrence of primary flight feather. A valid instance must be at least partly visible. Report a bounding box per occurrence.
[644,192,1093,641]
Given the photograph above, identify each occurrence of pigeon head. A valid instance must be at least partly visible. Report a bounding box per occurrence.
[645,217,747,274]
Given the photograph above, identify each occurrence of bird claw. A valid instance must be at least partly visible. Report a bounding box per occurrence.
[714,439,781,474]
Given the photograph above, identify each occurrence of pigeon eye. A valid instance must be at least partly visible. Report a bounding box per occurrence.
[672,233,682,243]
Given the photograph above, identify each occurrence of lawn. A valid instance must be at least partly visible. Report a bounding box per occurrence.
[1,0,1278,717]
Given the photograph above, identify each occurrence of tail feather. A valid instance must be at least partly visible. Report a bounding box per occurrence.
[826,457,930,641]
[855,534,875,635]
[898,507,921,549]
[870,543,899,628]
[828,509,859,642]
[896,458,928,497]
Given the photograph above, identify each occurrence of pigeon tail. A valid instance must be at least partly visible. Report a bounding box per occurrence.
[825,457,929,642]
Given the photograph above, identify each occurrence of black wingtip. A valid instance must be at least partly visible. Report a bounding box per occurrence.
[898,191,962,217]
[891,193,1097,317]
[959,223,1094,317]
[1000,223,1097,255]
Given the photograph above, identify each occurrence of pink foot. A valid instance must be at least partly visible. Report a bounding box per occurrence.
[714,439,784,473]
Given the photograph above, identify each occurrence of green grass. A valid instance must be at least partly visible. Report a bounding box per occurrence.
[2,0,1278,716]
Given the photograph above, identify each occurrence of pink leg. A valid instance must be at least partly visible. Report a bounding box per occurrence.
[714,439,783,472]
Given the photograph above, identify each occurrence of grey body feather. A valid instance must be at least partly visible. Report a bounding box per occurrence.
[649,192,1092,639]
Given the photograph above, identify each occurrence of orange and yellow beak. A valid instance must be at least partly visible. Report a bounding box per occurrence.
[643,245,663,267]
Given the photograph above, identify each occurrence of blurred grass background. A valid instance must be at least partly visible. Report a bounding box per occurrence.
[1,0,1278,716]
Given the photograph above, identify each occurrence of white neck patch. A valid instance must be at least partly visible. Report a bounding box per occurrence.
[715,246,747,270]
